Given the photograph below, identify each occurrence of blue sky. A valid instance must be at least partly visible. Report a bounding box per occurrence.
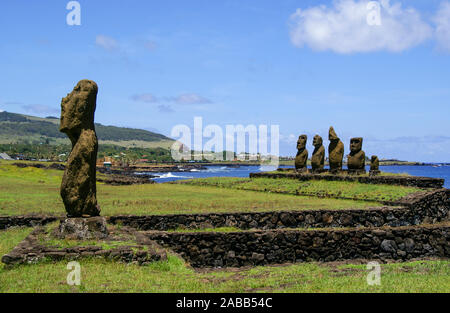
[0,0,449,161]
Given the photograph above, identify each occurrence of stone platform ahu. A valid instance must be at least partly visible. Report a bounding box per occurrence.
[58,79,108,239]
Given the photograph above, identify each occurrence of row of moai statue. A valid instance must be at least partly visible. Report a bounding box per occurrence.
[295,127,380,175]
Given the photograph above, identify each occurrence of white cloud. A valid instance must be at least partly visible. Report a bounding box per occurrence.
[434,1,450,52]
[95,35,119,52]
[22,104,59,114]
[131,93,159,103]
[289,0,432,53]
[173,94,212,105]
[280,133,298,144]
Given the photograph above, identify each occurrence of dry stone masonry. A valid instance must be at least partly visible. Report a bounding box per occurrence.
[146,224,449,268]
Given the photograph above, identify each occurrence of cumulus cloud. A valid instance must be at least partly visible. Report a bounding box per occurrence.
[131,92,213,112]
[172,93,212,105]
[22,104,59,114]
[280,133,298,145]
[95,35,119,52]
[289,0,432,53]
[434,1,450,52]
[131,93,159,103]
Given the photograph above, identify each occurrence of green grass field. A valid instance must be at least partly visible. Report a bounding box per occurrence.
[0,226,449,293]
[178,177,423,202]
[0,162,384,216]
[0,161,448,293]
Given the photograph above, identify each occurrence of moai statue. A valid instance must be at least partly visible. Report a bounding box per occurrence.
[370,155,380,171]
[60,80,100,217]
[347,137,366,172]
[311,135,325,172]
[295,135,308,172]
[328,127,344,172]
[370,155,380,176]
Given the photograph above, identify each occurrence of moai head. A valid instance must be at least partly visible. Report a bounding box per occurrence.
[350,137,363,154]
[313,135,323,148]
[60,80,98,138]
[329,126,339,141]
[297,135,307,150]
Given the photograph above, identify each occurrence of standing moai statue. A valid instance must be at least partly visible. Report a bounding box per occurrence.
[347,137,366,172]
[60,80,100,217]
[311,135,325,172]
[295,135,308,172]
[370,155,380,175]
[328,127,344,172]
[370,155,380,171]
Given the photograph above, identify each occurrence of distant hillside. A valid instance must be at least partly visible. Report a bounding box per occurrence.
[0,111,174,148]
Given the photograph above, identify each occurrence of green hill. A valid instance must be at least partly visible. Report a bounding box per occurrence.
[0,111,174,149]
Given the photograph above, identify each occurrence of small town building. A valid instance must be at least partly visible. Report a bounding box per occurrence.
[0,153,13,160]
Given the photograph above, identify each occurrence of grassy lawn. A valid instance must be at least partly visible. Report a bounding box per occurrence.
[178,177,424,202]
[0,163,448,293]
[0,226,448,293]
[0,163,381,216]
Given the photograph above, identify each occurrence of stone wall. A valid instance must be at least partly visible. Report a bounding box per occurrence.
[0,215,59,230]
[1,227,167,266]
[1,190,448,231]
[146,224,449,267]
[249,172,445,189]
[107,190,449,230]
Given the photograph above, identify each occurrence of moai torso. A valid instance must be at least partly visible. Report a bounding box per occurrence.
[370,155,380,171]
[311,135,325,171]
[328,127,344,171]
[347,137,366,170]
[295,135,308,171]
[60,80,100,217]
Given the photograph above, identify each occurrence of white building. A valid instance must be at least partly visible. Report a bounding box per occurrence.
[0,153,13,160]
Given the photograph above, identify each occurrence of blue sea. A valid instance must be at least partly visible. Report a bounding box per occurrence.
[148,164,450,188]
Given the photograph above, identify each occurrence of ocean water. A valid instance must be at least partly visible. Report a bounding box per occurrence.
[149,164,450,188]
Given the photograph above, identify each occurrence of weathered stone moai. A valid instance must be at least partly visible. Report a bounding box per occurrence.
[311,135,325,172]
[328,127,344,172]
[370,155,379,171]
[347,137,366,172]
[370,155,380,176]
[60,80,100,218]
[295,135,308,172]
